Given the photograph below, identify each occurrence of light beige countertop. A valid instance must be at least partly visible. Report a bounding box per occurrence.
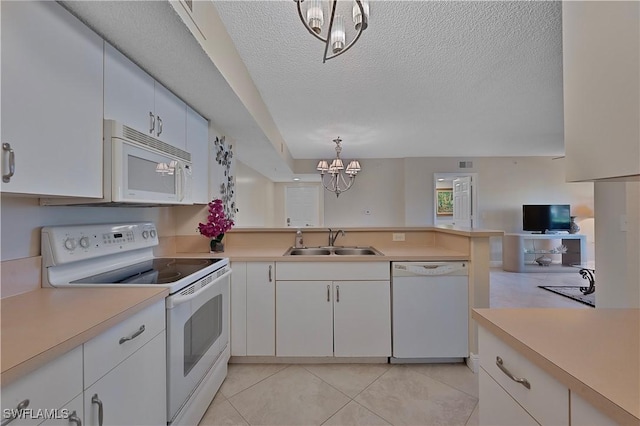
[473,308,640,425]
[177,246,469,262]
[1,287,168,387]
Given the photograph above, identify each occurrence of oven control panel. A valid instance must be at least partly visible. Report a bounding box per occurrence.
[42,222,159,267]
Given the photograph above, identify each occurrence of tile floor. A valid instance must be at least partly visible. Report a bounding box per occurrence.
[200,269,589,426]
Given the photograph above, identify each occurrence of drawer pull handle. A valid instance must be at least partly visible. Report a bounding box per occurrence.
[119,324,145,344]
[496,356,531,389]
[68,410,82,426]
[268,265,272,282]
[2,143,15,183]
[1,399,29,426]
[91,394,104,426]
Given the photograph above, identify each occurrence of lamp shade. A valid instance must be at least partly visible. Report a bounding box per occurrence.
[317,160,329,172]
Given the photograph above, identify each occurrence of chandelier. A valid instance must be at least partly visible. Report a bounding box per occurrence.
[316,137,361,197]
[295,0,369,63]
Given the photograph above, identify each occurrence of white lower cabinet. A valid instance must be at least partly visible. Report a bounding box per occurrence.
[275,280,392,357]
[478,326,569,425]
[275,262,391,358]
[230,262,275,356]
[1,346,83,426]
[570,392,618,426]
[39,394,84,426]
[84,332,166,426]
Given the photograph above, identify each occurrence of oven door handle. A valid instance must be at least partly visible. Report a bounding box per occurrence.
[166,270,231,309]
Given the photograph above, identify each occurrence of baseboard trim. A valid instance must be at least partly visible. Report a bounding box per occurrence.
[466,353,479,373]
[230,356,388,364]
[490,260,502,268]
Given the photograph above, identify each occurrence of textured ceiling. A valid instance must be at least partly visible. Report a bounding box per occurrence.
[214,1,565,160]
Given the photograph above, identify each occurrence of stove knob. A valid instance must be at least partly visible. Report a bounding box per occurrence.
[64,238,77,251]
[150,230,157,238]
[79,236,90,248]
[142,230,149,239]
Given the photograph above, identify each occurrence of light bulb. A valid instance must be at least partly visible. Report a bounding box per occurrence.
[331,15,345,53]
[307,0,324,34]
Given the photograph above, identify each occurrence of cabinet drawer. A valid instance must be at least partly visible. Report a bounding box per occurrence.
[478,326,569,425]
[1,346,82,426]
[276,262,389,281]
[39,393,83,426]
[479,368,538,426]
[84,300,165,388]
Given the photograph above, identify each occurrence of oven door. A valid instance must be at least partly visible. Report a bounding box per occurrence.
[112,138,193,204]
[166,268,230,422]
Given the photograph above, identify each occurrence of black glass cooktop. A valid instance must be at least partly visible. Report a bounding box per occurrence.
[72,258,223,285]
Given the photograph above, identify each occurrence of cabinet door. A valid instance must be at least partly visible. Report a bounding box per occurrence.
[186,107,210,204]
[479,368,538,426]
[231,262,247,356]
[154,82,187,149]
[104,43,156,137]
[570,392,618,426]
[563,1,640,181]
[333,281,391,357]
[84,332,166,426]
[246,262,276,356]
[276,281,333,356]
[1,1,103,197]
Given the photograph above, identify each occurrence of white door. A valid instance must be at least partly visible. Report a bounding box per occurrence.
[186,107,210,204]
[153,81,187,149]
[285,185,320,227]
[333,281,391,357]
[453,176,473,227]
[276,280,333,356]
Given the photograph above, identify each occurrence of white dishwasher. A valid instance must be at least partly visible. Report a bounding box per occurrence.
[391,261,469,362]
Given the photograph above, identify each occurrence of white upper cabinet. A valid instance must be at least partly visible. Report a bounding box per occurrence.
[104,43,187,150]
[186,106,210,204]
[1,1,103,197]
[563,1,640,182]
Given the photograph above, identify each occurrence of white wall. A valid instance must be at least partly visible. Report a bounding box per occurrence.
[233,160,276,227]
[0,195,175,261]
[594,181,640,308]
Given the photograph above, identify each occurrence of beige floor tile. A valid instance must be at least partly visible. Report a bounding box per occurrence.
[304,364,391,397]
[322,401,391,426]
[229,365,351,425]
[199,392,249,426]
[220,363,289,398]
[355,366,477,426]
[399,363,478,398]
[465,402,479,426]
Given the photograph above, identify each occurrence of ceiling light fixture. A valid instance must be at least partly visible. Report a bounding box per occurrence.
[316,137,361,197]
[295,0,369,63]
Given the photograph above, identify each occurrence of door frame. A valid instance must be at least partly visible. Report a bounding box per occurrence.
[433,172,479,227]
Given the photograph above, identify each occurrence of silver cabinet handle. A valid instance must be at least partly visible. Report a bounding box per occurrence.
[91,394,104,426]
[119,324,145,344]
[157,116,163,136]
[149,112,155,134]
[68,410,82,426]
[2,143,15,183]
[496,356,531,389]
[268,265,272,282]
[1,399,29,426]
[327,284,330,302]
[336,285,340,302]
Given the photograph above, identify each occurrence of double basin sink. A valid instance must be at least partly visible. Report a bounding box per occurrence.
[283,246,384,256]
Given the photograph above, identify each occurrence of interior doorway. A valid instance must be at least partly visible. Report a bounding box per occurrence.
[433,173,478,228]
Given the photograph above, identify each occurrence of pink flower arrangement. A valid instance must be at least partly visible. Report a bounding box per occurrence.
[197,199,234,243]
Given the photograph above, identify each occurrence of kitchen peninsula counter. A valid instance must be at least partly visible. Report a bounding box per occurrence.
[1,287,168,387]
[473,308,640,425]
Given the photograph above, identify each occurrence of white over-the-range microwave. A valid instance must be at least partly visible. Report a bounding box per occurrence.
[41,120,194,206]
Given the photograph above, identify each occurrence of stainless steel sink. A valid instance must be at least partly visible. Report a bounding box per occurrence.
[286,248,332,256]
[283,246,383,256]
[333,247,380,256]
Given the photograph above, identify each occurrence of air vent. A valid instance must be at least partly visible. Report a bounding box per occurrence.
[122,125,191,162]
[458,161,473,169]
[200,275,213,288]
[180,286,195,296]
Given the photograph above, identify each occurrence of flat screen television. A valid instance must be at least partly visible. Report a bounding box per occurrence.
[522,204,571,233]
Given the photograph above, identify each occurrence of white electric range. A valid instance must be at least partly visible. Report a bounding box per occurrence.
[41,222,230,426]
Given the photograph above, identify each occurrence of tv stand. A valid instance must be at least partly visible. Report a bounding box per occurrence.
[502,233,587,272]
